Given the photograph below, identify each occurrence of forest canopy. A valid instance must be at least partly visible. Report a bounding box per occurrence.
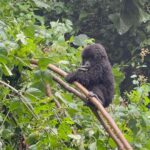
[0,0,150,149]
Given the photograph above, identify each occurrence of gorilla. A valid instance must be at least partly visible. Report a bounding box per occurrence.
[65,43,114,107]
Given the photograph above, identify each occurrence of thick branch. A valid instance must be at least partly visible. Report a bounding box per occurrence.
[52,75,86,101]
[51,74,124,149]
[31,59,133,150]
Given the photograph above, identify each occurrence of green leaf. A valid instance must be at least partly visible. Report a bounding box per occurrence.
[96,140,106,150]
[121,0,140,27]
[63,117,74,125]
[73,34,89,46]
[38,58,52,70]
[68,134,81,140]
[108,138,116,148]
[2,129,13,139]
[109,13,131,35]
[0,115,3,123]
[9,100,20,111]
[2,63,12,76]
[32,0,50,9]
[27,132,40,145]
[26,87,43,96]
[23,25,35,38]
[88,142,96,150]
[0,54,8,64]
[28,144,37,150]
[112,65,125,100]
[58,122,72,140]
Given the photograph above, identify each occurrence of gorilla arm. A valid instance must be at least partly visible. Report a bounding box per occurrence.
[65,65,103,87]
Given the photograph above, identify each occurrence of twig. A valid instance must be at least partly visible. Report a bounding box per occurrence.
[0,80,38,119]
[45,83,62,108]
[31,59,133,150]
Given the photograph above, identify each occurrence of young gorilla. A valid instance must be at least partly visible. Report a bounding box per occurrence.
[65,43,114,107]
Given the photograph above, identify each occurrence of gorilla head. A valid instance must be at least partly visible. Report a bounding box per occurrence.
[80,44,108,70]
[65,43,114,107]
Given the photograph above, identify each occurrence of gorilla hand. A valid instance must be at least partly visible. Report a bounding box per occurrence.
[65,72,76,83]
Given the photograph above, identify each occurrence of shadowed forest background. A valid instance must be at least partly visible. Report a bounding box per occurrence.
[0,0,150,149]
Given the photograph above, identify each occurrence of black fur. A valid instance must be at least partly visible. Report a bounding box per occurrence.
[65,43,114,107]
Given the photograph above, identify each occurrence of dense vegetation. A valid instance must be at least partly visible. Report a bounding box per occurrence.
[0,0,150,149]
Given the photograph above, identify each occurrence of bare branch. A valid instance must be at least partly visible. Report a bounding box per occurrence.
[31,59,133,150]
[51,73,124,149]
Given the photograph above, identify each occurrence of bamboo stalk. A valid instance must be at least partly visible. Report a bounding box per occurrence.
[52,74,125,149]
[30,59,133,150]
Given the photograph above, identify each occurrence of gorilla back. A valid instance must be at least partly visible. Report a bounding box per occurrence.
[65,43,114,107]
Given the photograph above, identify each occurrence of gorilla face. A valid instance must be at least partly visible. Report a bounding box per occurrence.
[79,60,91,71]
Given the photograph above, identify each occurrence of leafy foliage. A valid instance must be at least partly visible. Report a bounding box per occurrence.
[0,0,150,150]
